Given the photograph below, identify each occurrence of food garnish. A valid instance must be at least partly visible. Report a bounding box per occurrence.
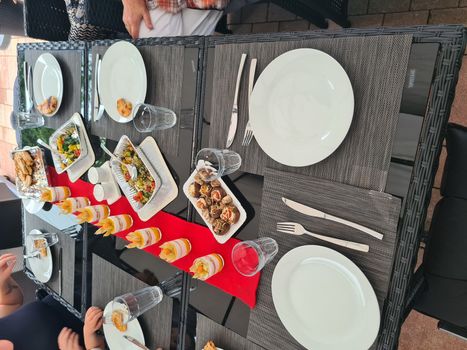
[55,126,81,169]
[159,239,191,263]
[190,254,224,280]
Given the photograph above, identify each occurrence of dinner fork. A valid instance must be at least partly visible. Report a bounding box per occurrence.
[100,143,138,181]
[276,222,370,252]
[242,58,257,147]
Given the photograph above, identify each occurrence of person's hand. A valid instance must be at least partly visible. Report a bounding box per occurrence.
[58,328,83,350]
[83,307,105,350]
[0,254,16,287]
[122,0,153,38]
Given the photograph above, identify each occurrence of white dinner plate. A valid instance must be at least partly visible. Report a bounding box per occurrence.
[25,229,53,283]
[249,48,354,167]
[99,41,147,123]
[33,53,63,117]
[103,301,145,350]
[272,245,380,350]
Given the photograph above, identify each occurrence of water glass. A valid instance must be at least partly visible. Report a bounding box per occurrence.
[132,103,177,132]
[232,237,278,277]
[195,148,242,181]
[14,111,44,130]
[112,286,164,324]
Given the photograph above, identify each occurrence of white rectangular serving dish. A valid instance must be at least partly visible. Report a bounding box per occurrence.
[183,170,247,244]
[110,135,161,212]
[49,116,88,174]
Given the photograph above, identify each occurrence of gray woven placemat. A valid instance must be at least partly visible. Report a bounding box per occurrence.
[23,211,76,306]
[196,313,265,350]
[91,254,173,350]
[24,49,83,130]
[90,45,184,157]
[246,168,401,350]
[208,35,412,191]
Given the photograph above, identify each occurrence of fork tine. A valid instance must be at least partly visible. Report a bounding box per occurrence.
[245,130,253,145]
[277,222,297,226]
[276,224,295,232]
[241,131,248,146]
[277,228,294,234]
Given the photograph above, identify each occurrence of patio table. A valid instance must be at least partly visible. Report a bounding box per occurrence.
[16,24,465,350]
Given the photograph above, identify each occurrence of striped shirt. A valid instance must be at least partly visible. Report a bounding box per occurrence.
[149,0,230,13]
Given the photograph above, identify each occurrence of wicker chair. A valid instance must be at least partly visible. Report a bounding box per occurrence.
[23,0,127,41]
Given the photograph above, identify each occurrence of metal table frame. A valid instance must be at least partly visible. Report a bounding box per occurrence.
[17,25,466,350]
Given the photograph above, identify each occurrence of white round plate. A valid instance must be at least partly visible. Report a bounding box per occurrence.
[22,198,44,214]
[272,245,380,350]
[25,229,53,283]
[250,48,354,167]
[99,41,147,123]
[33,53,63,117]
[103,301,145,350]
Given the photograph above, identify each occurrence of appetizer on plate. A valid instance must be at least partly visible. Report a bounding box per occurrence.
[13,151,34,187]
[57,197,90,214]
[120,143,156,205]
[76,205,110,224]
[95,214,133,236]
[37,96,58,116]
[33,238,48,258]
[203,341,217,350]
[190,253,224,281]
[117,98,133,118]
[40,186,71,202]
[111,310,127,332]
[126,227,162,249]
[159,238,191,263]
[186,171,240,236]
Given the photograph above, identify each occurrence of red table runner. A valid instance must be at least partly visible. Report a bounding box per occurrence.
[48,168,260,308]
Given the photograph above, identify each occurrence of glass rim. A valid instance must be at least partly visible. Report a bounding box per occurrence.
[231,240,264,277]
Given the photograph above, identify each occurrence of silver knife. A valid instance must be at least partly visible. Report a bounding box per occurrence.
[57,245,62,296]
[93,54,105,122]
[123,335,149,350]
[282,197,384,240]
[226,53,247,148]
[23,62,33,112]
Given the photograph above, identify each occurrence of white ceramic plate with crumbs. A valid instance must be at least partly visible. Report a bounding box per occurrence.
[25,229,53,283]
[103,301,145,350]
[33,53,63,117]
[99,41,147,123]
[183,170,247,244]
[272,245,380,350]
[250,48,354,167]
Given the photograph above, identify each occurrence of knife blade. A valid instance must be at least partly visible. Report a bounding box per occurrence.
[23,62,33,113]
[123,335,149,350]
[93,54,101,122]
[282,197,384,240]
[226,53,247,148]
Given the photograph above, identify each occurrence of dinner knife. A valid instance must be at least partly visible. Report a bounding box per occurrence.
[123,335,149,350]
[23,62,33,112]
[57,245,62,296]
[226,53,247,148]
[93,54,104,122]
[282,197,384,240]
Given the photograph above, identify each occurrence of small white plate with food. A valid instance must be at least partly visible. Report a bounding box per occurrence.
[183,169,247,244]
[103,301,145,350]
[33,53,63,117]
[25,229,53,283]
[99,41,147,123]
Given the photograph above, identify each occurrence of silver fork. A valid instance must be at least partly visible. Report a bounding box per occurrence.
[242,58,257,147]
[277,222,369,252]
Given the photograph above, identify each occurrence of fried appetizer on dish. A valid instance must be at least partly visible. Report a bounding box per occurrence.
[37,96,58,115]
[117,98,133,118]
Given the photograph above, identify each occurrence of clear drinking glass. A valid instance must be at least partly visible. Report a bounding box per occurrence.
[14,111,44,130]
[132,103,177,132]
[195,148,242,181]
[111,286,164,324]
[232,237,279,276]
